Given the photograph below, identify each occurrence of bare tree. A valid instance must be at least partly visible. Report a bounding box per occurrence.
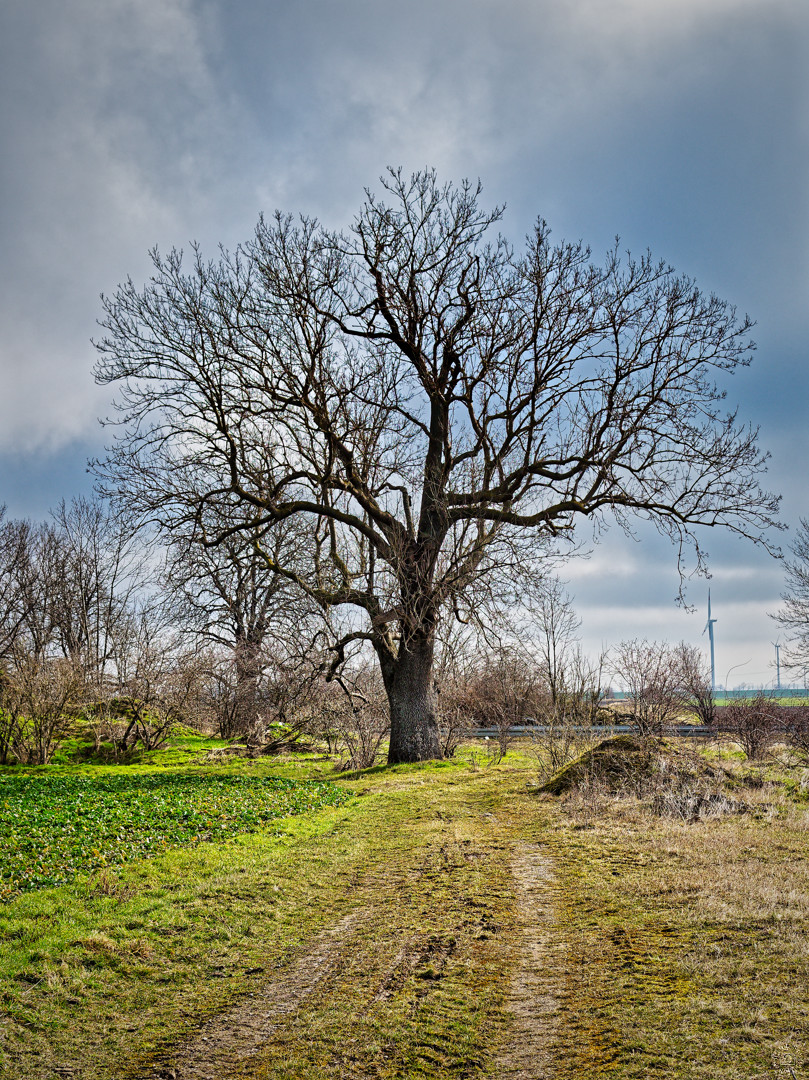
[94,168,780,762]
[0,509,30,660]
[159,501,325,739]
[0,498,146,685]
[672,641,716,727]
[48,497,146,689]
[772,518,809,677]
[0,519,61,661]
[532,579,581,708]
[612,639,688,737]
[432,624,478,757]
[532,644,605,777]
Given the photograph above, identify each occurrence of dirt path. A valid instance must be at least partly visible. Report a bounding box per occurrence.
[146,835,562,1080]
[108,771,567,1080]
[496,844,561,1079]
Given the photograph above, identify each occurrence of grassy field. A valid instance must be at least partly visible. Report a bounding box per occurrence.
[1,736,808,1078]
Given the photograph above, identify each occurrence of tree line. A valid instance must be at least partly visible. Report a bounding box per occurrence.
[2,492,807,767]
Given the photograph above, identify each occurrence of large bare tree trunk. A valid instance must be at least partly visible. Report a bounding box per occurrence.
[234,635,262,738]
[381,634,441,764]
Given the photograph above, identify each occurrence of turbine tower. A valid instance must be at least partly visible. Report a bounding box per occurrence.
[772,641,782,691]
[703,590,717,691]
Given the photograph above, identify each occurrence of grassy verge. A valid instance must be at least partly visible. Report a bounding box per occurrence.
[1,742,808,1078]
[533,745,809,1079]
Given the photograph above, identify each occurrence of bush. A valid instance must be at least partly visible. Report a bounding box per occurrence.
[779,704,809,761]
[0,654,83,765]
[723,694,778,760]
[299,672,389,771]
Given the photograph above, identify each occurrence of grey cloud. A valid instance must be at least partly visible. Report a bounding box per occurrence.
[0,0,805,684]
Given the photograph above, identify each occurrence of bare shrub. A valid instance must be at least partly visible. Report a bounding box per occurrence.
[646,754,745,821]
[303,669,389,771]
[203,644,321,750]
[462,644,543,761]
[437,701,473,759]
[110,627,213,754]
[651,781,744,822]
[0,652,84,764]
[781,704,809,762]
[723,694,778,760]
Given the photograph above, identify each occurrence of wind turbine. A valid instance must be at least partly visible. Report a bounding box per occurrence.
[703,591,717,691]
[772,640,782,692]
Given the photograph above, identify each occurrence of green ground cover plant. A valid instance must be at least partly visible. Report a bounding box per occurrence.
[0,771,351,900]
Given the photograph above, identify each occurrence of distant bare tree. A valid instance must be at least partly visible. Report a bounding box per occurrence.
[673,641,716,727]
[1,519,61,661]
[612,639,688,737]
[95,167,780,762]
[531,644,605,777]
[533,579,581,709]
[772,518,809,677]
[48,497,146,688]
[432,626,478,757]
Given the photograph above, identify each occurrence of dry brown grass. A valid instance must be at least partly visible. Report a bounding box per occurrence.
[536,743,809,1077]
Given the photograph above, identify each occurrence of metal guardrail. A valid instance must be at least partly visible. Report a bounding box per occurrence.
[470,724,716,738]
[608,689,809,700]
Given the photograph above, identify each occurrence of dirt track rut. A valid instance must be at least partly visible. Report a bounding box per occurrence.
[149,909,364,1080]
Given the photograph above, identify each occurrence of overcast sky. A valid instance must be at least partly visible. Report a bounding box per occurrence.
[1,0,807,686]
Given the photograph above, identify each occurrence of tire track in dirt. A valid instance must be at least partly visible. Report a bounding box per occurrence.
[497,844,561,1079]
[145,909,364,1080]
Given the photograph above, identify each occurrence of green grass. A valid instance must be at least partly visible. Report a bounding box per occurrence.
[1,742,808,1078]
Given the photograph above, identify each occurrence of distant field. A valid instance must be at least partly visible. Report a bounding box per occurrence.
[610,690,809,704]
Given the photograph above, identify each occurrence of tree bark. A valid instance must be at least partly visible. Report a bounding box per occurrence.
[382,634,441,764]
[233,633,262,738]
